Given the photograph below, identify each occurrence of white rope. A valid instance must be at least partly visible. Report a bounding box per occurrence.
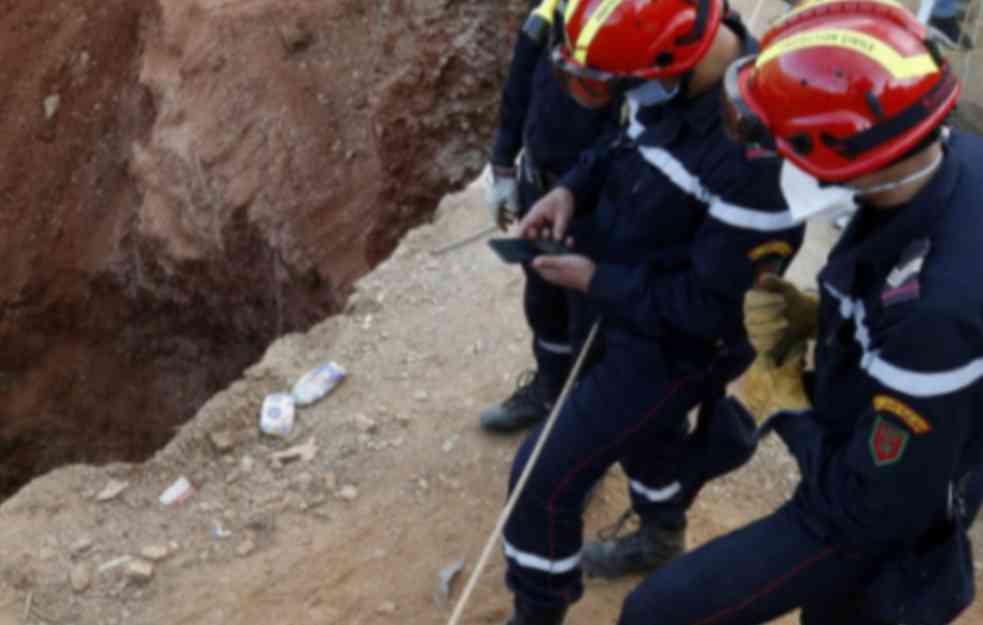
[962,0,983,84]
[748,0,768,33]
[445,319,603,625]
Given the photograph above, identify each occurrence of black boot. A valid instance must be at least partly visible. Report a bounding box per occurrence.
[581,511,685,579]
[507,599,567,625]
[480,370,556,433]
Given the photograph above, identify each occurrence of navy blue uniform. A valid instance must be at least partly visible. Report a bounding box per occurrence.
[619,131,983,625]
[502,19,805,610]
[492,1,619,393]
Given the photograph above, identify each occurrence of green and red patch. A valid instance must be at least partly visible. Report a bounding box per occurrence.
[869,416,910,467]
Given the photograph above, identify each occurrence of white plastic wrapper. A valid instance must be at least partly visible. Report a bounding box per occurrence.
[291,362,347,406]
[260,392,297,437]
[159,476,195,506]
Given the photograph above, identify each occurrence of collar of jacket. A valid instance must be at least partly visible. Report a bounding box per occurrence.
[819,139,959,297]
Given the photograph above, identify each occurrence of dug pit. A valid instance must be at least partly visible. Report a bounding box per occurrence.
[0,0,524,498]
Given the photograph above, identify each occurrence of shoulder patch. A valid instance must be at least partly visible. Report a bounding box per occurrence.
[881,238,930,307]
[873,395,932,434]
[749,241,794,283]
[869,416,910,467]
[748,240,793,261]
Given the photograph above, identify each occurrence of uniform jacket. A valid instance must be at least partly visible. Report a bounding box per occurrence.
[560,17,804,368]
[491,0,620,177]
[772,130,983,624]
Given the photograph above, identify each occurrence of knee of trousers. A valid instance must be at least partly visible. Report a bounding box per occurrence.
[617,567,692,625]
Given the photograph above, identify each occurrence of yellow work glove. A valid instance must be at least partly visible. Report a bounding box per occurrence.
[738,342,811,425]
[743,275,819,363]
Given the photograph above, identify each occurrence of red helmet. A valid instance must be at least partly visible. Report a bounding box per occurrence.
[552,0,724,108]
[724,0,959,182]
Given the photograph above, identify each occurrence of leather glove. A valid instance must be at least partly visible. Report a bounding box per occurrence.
[744,275,819,363]
[738,342,811,426]
[485,164,519,231]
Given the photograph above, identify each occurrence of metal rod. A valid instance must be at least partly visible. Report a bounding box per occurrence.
[430,224,499,257]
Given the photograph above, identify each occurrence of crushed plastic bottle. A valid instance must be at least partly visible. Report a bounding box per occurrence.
[159,476,195,506]
[291,362,347,407]
[260,393,297,438]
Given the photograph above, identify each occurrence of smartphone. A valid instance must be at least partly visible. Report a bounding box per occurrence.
[488,238,540,264]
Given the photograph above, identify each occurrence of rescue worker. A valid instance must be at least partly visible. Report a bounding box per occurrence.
[616,3,983,625]
[480,0,620,433]
[500,1,805,623]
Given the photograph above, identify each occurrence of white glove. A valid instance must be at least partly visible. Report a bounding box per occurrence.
[485,165,519,231]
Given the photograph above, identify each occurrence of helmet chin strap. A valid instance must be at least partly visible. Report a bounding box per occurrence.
[850,150,944,197]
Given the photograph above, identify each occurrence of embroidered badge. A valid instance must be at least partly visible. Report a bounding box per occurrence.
[869,416,910,467]
[881,239,931,307]
[873,395,932,434]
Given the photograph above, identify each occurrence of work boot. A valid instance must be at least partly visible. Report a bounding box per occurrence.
[930,15,974,49]
[480,370,556,433]
[581,511,685,579]
[507,599,567,625]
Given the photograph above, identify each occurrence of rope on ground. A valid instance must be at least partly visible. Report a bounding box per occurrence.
[747,0,769,34]
[961,0,983,84]
[444,319,603,625]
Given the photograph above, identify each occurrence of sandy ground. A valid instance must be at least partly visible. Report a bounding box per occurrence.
[0,181,979,625]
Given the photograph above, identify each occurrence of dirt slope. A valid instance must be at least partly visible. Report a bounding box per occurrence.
[0,0,523,498]
[0,183,979,625]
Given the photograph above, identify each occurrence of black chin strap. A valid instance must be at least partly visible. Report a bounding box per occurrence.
[821,66,957,159]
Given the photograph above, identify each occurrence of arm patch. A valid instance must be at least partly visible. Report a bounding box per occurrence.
[869,416,911,467]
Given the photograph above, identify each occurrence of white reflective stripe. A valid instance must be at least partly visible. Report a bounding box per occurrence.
[636,146,796,232]
[708,198,801,232]
[823,284,983,397]
[637,146,709,201]
[629,479,681,502]
[503,541,581,574]
[536,338,573,355]
[864,354,983,398]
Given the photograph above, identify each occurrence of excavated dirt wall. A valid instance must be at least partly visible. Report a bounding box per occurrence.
[0,0,524,498]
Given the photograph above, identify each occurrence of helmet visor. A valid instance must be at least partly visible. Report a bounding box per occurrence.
[722,55,775,149]
[550,45,641,109]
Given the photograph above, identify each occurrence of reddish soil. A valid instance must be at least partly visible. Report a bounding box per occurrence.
[0,0,524,497]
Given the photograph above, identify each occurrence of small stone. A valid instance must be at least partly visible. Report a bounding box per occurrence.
[241,455,255,472]
[236,539,256,557]
[337,485,358,501]
[413,390,429,402]
[354,414,378,433]
[126,560,154,584]
[377,601,397,615]
[43,94,60,119]
[69,563,91,592]
[140,545,170,562]
[324,471,338,491]
[40,546,57,561]
[71,537,94,556]
[96,479,129,502]
[209,430,235,453]
[442,435,458,453]
[279,20,314,52]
